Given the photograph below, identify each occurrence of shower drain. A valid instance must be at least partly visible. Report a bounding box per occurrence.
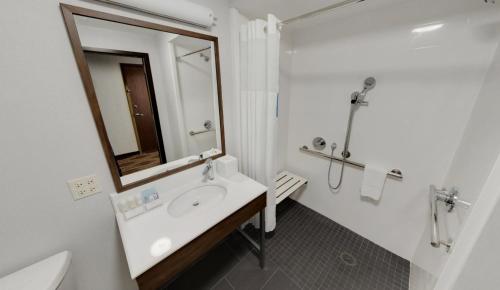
[339,252,358,267]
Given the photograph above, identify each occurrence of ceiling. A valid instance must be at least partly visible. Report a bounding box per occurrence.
[228,0,409,28]
[229,0,493,25]
[229,0,349,21]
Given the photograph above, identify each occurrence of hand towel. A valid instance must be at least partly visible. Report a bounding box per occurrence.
[361,164,387,201]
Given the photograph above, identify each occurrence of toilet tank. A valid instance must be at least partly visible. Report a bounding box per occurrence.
[0,251,73,290]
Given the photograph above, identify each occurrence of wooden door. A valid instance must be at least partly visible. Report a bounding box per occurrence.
[121,63,159,153]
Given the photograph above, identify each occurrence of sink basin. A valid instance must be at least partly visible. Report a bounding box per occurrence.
[167,184,227,217]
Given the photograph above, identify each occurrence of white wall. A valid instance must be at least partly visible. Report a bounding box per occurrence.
[284,0,500,260]
[0,0,234,289]
[410,24,500,289]
[86,54,142,155]
[175,45,218,155]
[277,29,292,171]
[450,189,500,290]
[434,151,500,290]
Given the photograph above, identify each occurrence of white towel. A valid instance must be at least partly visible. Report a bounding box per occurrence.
[361,164,387,201]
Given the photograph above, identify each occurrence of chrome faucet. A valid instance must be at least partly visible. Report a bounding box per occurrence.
[203,158,215,181]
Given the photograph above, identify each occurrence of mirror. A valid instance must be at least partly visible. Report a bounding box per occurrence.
[61,5,225,191]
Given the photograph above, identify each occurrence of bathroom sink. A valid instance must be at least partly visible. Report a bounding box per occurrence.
[167,184,227,217]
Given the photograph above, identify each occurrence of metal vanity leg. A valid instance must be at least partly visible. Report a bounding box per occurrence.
[236,208,266,269]
[259,209,266,269]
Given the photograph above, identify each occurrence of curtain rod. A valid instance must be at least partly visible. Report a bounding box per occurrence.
[279,0,365,28]
[176,46,211,59]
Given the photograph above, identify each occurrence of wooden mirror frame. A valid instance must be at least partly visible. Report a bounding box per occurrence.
[60,4,225,192]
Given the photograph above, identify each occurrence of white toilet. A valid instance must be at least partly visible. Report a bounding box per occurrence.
[0,251,74,290]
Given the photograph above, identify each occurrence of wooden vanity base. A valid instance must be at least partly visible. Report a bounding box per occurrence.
[136,193,267,290]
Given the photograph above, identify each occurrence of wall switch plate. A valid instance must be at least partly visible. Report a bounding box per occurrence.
[67,174,101,200]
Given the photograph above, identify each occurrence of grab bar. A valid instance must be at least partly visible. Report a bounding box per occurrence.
[430,185,442,248]
[430,185,472,251]
[299,145,403,180]
[189,128,215,136]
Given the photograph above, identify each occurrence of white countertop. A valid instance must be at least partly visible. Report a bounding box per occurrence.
[110,172,267,279]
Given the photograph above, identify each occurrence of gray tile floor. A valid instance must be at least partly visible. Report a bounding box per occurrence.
[165,199,409,290]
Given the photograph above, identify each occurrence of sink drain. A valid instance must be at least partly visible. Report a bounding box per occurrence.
[339,252,357,267]
[192,201,200,207]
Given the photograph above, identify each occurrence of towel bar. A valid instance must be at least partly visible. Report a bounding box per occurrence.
[299,146,403,180]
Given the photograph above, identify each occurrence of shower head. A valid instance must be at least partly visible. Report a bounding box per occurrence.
[362,77,376,93]
[200,53,210,62]
[351,77,376,105]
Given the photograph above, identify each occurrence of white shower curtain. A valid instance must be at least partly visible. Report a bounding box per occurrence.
[234,13,280,232]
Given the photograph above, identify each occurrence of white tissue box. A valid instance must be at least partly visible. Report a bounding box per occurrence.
[216,155,238,178]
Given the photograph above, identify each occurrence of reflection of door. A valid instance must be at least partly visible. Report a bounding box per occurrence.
[120,64,158,153]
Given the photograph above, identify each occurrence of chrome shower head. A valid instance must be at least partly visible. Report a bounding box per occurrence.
[362,77,376,93]
[351,77,376,105]
[200,53,210,62]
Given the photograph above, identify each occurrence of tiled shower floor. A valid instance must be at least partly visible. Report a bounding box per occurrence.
[165,199,409,290]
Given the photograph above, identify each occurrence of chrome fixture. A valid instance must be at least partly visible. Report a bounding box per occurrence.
[300,146,403,180]
[202,158,215,181]
[196,53,210,62]
[438,187,472,212]
[176,46,211,61]
[204,120,213,130]
[189,120,215,136]
[280,0,365,27]
[265,0,366,31]
[351,77,376,105]
[430,185,472,250]
[189,128,215,136]
[237,209,266,268]
[328,77,377,190]
[312,137,327,150]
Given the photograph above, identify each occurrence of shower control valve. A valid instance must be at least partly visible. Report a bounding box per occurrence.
[435,187,472,212]
[312,137,327,150]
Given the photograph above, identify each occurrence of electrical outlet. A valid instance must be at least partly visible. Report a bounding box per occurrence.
[67,174,101,200]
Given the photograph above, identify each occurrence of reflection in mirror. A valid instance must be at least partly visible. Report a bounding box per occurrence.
[85,50,165,176]
[74,16,223,186]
